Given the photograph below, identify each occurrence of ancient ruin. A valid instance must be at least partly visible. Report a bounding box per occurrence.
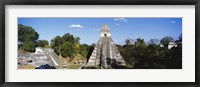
[18,47,62,68]
[87,25,125,68]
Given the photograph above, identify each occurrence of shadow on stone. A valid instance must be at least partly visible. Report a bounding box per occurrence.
[111,65,129,69]
[35,64,56,69]
[81,66,100,69]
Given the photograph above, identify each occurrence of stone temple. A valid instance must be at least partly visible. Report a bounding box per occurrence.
[86,25,125,68]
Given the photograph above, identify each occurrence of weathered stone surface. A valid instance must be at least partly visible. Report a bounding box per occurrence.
[18,47,62,68]
[87,25,125,68]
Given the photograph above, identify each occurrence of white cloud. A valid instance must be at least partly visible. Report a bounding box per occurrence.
[171,21,176,24]
[116,23,120,26]
[68,24,84,29]
[113,18,128,22]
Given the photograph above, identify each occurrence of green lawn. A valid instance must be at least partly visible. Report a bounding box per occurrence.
[67,65,82,69]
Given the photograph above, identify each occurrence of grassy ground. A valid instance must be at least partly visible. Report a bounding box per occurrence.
[18,49,34,54]
[82,65,132,69]
[86,66,101,69]
[66,64,82,69]
[18,65,36,69]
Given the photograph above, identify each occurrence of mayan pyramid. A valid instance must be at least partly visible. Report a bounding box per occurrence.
[87,25,125,68]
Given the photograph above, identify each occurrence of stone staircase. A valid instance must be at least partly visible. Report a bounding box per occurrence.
[87,36,126,67]
[86,24,126,68]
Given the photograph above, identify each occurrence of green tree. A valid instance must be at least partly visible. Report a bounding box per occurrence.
[75,37,80,44]
[21,40,37,52]
[148,39,159,45]
[166,46,182,69]
[176,33,182,47]
[119,36,182,69]
[51,36,63,56]
[37,40,49,47]
[50,33,81,58]
[178,33,182,42]
[60,42,76,58]
[62,33,76,44]
[121,44,135,67]
[125,38,133,45]
[80,44,89,58]
[133,38,148,68]
[18,24,39,51]
[160,36,174,47]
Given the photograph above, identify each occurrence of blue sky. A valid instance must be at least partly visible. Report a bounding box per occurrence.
[18,18,182,45]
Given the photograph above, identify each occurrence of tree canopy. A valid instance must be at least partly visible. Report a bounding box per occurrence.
[160,36,174,47]
[18,24,39,52]
[117,35,182,69]
[50,33,90,59]
[37,40,49,48]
